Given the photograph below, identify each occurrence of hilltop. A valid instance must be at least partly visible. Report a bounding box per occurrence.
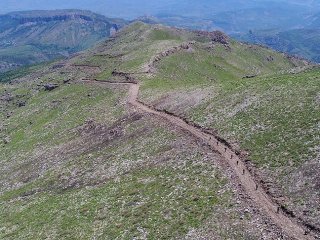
[0,22,319,239]
[0,9,126,72]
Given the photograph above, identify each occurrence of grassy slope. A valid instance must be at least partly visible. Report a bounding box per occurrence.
[0,24,270,239]
[0,22,318,238]
[66,22,320,227]
[0,62,53,83]
[138,37,319,178]
[0,45,49,66]
[76,23,213,80]
[103,23,319,227]
[0,78,258,239]
[187,68,320,226]
[140,42,298,93]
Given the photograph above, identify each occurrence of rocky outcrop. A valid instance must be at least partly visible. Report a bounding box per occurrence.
[2,136,10,144]
[111,71,137,83]
[0,92,14,102]
[194,30,230,44]
[44,83,59,91]
[17,101,26,107]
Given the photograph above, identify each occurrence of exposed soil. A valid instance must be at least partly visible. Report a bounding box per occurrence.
[82,78,318,240]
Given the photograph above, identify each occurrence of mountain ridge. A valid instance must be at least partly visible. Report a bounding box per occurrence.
[1,22,319,239]
[0,9,126,72]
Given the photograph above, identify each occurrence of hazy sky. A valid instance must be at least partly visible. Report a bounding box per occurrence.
[0,0,318,19]
[0,0,174,17]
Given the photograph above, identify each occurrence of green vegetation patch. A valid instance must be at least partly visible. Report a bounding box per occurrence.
[93,23,186,75]
[188,68,320,169]
[140,42,299,102]
[0,158,227,240]
[0,63,47,83]
[0,83,126,162]
[148,29,182,41]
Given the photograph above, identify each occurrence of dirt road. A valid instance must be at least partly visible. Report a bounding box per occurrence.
[83,79,315,240]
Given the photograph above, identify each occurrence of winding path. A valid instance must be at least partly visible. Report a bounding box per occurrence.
[82,79,315,240]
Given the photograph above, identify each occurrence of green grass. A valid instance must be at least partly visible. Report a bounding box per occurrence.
[148,29,182,41]
[139,42,300,101]
[0,83,126,163]
[188,68,320,169]
[0,45,44,64]
[0,164,227,239]
[0,80,234,239]
[1,22,318,238]
[139,42,318,170]
[92,22,186,76]
[0,62,48,83]
[132,25,318,226]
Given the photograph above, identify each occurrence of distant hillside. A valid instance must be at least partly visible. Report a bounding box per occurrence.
[234,28,320,62]
[0,9,126,72]
[134,6,320,63]
[306,11,320,28]
[209,4,308,34]
[1,0,319,20]
[136,1,314,34]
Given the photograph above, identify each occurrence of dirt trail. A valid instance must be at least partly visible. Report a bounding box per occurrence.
[82,79,315,240]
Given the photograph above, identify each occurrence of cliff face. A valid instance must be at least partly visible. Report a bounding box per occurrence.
[17,14,93,24]
[0,10,127,71]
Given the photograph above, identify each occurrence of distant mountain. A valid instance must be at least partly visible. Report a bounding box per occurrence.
[234,28,320,62]
[152,1,316,33]
[0,10,126,72]
[0,2,319,68]
[209,3,310,34]
[136,15,216,31]
[1,0,320,20]
[136,2,320,62]
[306,12,320,28]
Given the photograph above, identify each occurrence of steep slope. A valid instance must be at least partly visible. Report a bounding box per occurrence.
[0,10,126,72]
[0,22,318,239]
[127,24,319,234]
[0,60,282,239]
